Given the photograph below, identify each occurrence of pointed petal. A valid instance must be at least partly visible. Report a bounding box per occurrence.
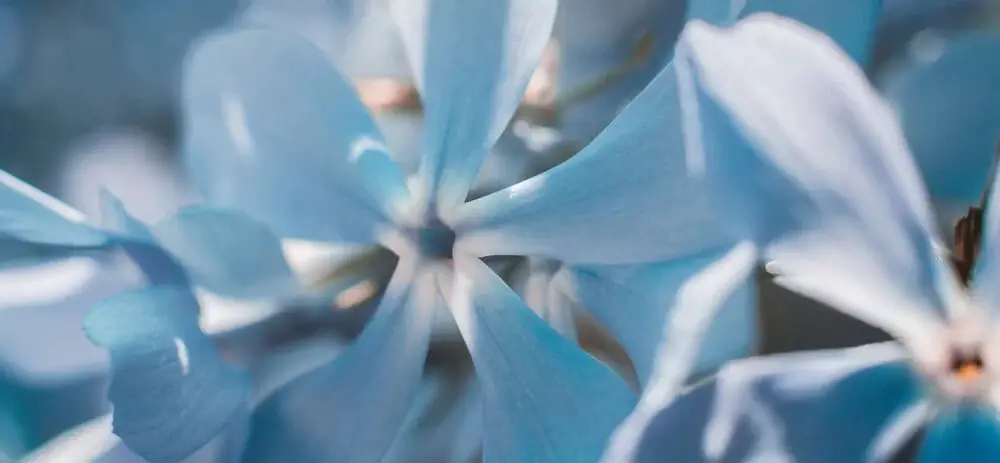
[453,60,729,265]
[182,28,409,244]
[617,344,920,463]
[689,0,881,65]
[447,256,636,462]
[972,167,1000,310]
[601,241,758,461]
[562,246,756,389]
[83,287,250,463]
[676,15,952,338]
[882,32,1000,202]
[153,206,300,300]
[390,0,558,210]
[0,169,107,247]
[243,259,437,462]
[917,407,1000,463]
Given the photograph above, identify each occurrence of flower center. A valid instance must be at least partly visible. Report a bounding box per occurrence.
[950,349,985,383]
[410,219,456,260]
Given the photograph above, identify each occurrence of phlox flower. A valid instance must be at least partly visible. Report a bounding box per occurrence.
[180,0,739,461]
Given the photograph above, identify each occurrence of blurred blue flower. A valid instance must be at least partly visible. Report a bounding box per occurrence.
[179,0,751,459]
[662,13,1000,461]
[0,168,304,461]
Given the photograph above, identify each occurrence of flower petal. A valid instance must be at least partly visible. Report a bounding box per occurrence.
[243,258,437,462]
[97,192,190,287]
[152,206,300,300]
[446,256,636,462]
[689,0,881,65]
[917,407,1000,463]
[83,286,250,463]
[675,15,952,338]
[182,28,409,244]
[561,247,756,389]
[0,168,107,247]
[616,343,920,463]
[453,60,729,265]
[882,32,1000,202]
[601,240,758,462]
[390,0,558,210]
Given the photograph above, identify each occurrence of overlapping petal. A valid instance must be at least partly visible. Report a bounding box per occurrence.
[453,60,728,265]
[562,247,756,389]
[447,256,636,462]
[675,15,952,338]
[182,28,409,244]
[688,0,882,65]
[83,286,250,463]
[152,206,299,300]
[623,344,919,463]
[918,407,1000,463]
[243,259,437,462]
[882,32,1000,203]
[972,167,1000,310]
[390,0,558,211]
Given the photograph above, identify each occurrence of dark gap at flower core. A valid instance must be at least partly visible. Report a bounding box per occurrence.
[412,219,457,260]
[950,349,985,382]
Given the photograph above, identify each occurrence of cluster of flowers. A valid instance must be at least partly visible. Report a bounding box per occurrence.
[9,0,1000,462]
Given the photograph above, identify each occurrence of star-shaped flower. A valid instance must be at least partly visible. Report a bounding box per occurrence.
[181,0,735,460]
[638,13,1000,462]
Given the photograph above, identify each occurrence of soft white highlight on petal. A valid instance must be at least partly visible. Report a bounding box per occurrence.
[704,343,907,460]
[601,240,757,462]
[222,93,254,156]
[0,169,88,223]
[174,337,191,376]
[868,398,934,463]
[23,414,117,463]
[0,257,97,309]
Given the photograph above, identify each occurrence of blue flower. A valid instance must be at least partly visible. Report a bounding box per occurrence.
[649,13,1000,461]
[0,168,302,462]
[179,0,750,459]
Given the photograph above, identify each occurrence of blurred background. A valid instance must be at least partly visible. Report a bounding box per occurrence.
[0,0,998,461]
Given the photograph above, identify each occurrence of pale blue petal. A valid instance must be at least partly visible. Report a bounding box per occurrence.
[243,260,437,462]
[391,0,558,210]
[449,257,636,462]
[98,189,156,243]
[182,28,409,244]
[882,32,1000,202]
[676,16,951,337]
[83,286,250,463]
[918,407,1000,463]
[152,206,299,299]
[0,168,107,247]
[97,190,190,287]
[688,0,882,65]
[453,61,729,265]
[563,247,756,389]
[628,345,920,463]
[973,162,1000,309]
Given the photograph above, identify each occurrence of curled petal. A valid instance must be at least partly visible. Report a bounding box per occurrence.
[153,206,299,299]
[84,287,250,463]
[182,28,409,244]
[243,259,437,462]
[391,0,558,211]
[676,15,952,338]
[446,256,636,462]
[454,61,729,265]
